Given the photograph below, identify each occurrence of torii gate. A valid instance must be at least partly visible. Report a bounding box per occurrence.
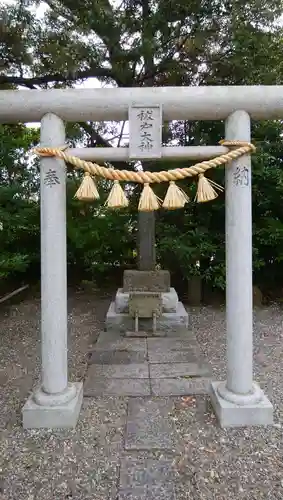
[0,86,277,429]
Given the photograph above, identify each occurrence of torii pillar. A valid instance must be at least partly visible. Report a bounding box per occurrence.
[22,113,83,428]
[210,110,273,427]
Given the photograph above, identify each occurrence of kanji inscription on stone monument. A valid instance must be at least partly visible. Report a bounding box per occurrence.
[129,104,162,159]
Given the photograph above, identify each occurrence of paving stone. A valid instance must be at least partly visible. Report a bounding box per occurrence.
[151,377,211,396]
[125,330,166,338]
[86,363,149,379]
[94,330,123,343]
[119,457,175,487]
[118,487,147,500]
[148,486,176,500]
[148,349,197,364]
[118,486,176,500]
[84,377,150,396]
[149,362,210,378]
[147,337,198,352]
[89,350,146,364]
[125,398,176,450]
[119,458,176,499]
[95,337,147,352]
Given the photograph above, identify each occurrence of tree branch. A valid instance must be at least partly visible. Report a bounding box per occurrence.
[79,122,128,171]
[0,67,117,88]
[138,32,192,86]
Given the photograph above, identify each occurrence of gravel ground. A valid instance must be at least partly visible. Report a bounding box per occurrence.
[173,305,283,499]
[0,292,283,499]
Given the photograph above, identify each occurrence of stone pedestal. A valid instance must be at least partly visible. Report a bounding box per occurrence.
[105,270,188,336]
[210,381,273,428]
[22,382,83,429]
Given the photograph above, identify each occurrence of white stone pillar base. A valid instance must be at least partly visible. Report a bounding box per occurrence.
[22,382,83,429]
[210,381,273,428]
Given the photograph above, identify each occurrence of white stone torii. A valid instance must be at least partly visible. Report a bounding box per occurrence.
[0,86,276,428]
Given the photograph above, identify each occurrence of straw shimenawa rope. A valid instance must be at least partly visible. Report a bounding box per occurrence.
[33,140,256,211]
[34,140,255,184]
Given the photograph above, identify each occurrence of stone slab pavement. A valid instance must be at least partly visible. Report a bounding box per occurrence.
[84,330,212,498]
[85,333,211,397]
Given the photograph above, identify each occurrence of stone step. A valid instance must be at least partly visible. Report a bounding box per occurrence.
[86,363,149,379]
[148,349,198,364]
[89,350,147,364]
[84,377,151,397]
[149,362,210,378]
[151,377,211,396]
[147,336,198,351]
[124,330,167,338]
[94,337,147,352]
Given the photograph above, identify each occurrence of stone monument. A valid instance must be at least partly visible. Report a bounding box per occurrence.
[106,269,188,336]
[106,103,188,336]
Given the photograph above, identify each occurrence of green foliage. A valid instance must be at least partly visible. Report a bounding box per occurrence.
[0,186,40,280]
[66,180,137,280]
[0,125,40,281]
[156,203,226,289]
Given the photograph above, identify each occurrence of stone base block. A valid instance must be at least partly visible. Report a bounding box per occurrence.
[106,301,188,334]
[115,287,178,314]
[22,382,83,429]
[210,381,273,428]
